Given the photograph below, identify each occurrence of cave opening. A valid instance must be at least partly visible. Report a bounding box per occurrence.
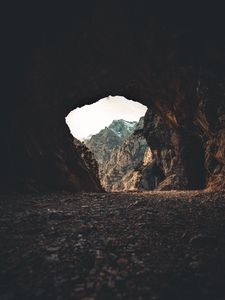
[1,4,225,299]
[64,94,209,192]
[65,96,147,141]
[65,96,155,192]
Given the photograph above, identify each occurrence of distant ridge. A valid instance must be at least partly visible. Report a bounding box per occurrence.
[82,117,154,191]
[83,119,137,172]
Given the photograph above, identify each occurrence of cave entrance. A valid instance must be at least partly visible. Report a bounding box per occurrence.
[66,96,153,192]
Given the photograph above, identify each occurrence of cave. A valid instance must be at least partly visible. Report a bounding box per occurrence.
[1,2,225,299]
[65,96,151,192]
[1,2,224,193]
[1,3,225,193]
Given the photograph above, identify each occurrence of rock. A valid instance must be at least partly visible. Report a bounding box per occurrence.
[46,254,59,262]
[85,117,156,191]
[117,258,128,265]
[189,234,217,247]
[83,119,137,169]
[1,190,225,298]
[101,119,150,191]
[73,138,102,190]
[46,246,61,252]
[189,260,202,269]
[109,253,118,261]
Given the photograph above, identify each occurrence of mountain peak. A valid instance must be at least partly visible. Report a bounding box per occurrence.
[83,119,137,166]
[108,119,137,138]
[109,119,137,127]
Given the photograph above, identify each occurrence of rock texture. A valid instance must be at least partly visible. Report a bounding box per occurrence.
[1,191,225,299]
[142,75,225,191]
[73,138,102,190]
[143,109,197,191]
[83,117,158,192]
[100,118,152,191]
[102,134,148,191]
[1,2,225,192]
[194,79,225,191]
[84,119,137,172]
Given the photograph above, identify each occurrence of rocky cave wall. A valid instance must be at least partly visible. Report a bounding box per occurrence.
[1,2,225,192]
[142,70,225,191]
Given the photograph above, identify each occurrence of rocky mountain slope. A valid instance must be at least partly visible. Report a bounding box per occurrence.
[83,120,137,176]
[100,118,151,191]
[83,117,159,192]
[103,142,154,192]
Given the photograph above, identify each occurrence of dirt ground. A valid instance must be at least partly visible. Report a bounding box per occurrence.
[0,191,225,299]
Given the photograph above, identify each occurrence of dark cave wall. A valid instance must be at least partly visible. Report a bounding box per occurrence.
[1,2,225,192]
[0,105,103,192]
[195,76,225,191]
[143,70,225,191]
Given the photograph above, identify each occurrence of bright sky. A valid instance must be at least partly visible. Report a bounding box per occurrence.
[66,96,147,140]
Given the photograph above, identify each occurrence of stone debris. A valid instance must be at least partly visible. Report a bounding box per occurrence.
[0,191,225,299]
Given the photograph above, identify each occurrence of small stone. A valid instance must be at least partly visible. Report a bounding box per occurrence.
[74,284,85,293]
[117,258,128,265]
[189,234,216,247]
[46,254,59,262]
[109,253,118,261]
[108,280,115,288]
[96,250,104,259]
[86,281,94,289]
[46,246,61,252]
[189,260,202,269]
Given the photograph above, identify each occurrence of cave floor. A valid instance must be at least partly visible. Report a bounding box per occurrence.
[0,191,225,300]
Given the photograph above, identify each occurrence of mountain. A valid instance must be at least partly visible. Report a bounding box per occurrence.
[101,117,153,191]
[83,119,137,172]
[84,117,155,191]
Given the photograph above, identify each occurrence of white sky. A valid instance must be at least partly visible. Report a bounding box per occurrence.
[66,96,147,140]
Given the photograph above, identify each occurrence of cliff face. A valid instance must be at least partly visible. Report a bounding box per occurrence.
[100,117,158,191]
[142,75,225,191]
[73,138,102,191]
[84,120,137,176]
[6,120,104,193]
[83,118,156,192]
[194,79,225,191]
[108,147,154,192]
[102,133,148,191]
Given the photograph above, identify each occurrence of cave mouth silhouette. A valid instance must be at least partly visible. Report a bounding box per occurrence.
[65,96,147,141]
[1,4,225,299]
[65,96,150,192]
[1,2,224,193]
[64,96,207,192]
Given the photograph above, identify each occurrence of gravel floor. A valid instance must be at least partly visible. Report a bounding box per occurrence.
[0,191,225,299]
